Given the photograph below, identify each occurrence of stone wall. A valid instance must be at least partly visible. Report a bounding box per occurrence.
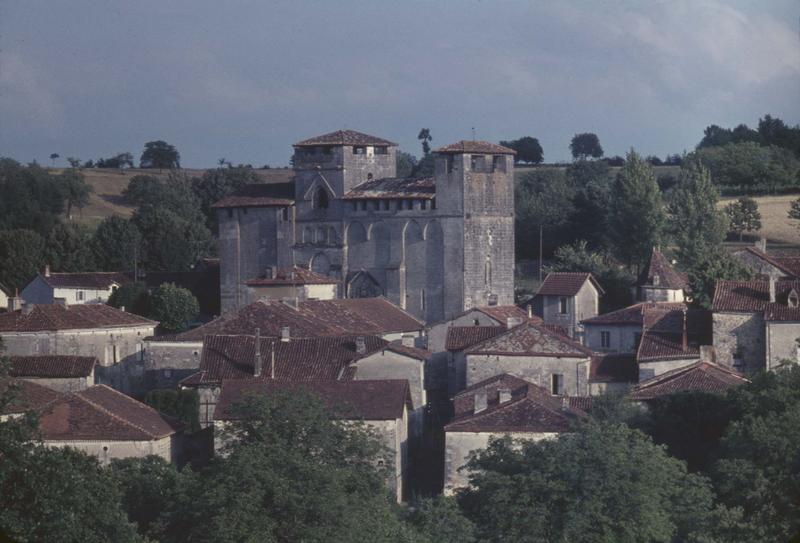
[713,311,764,373]
[766,321,800,369]
[144,340,203,390]
[45,434,179,464]
[584,323,641,353]
[466,354,590,396]
[638,357,698,381]
[21,375,93,393]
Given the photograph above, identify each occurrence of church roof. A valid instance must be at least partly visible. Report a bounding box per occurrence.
[637,249,688,290]
[343,177,435,200]
[294,129,397,147]
[211,183,295,209]
[434,140,516,155]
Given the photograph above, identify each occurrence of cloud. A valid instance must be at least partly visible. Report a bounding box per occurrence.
[0,52,64,133]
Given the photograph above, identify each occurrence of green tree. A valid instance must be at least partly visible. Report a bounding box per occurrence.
[107,282,151,316]
[565,159,613,250]
[132,206,213,271]
[49,152,59,166]
[417,128,432,155]
[789,197,800,229]
[685,247,752,309]
[405,496,476,543]
[608,150,665,270]
[693,142,799,193]
[396,151,418,178]
[144,388,200,432]
[570,132,604,160]
[45,222,96,272]
[92,216,142,272]
[140,140,180,170]
[724,196,762,241]
[59,168,93,219]
[149,282,199,332]
[0,229,46,291]
[67,156,81,169]
[458,423,735,543]
[499,136,544,164]
[191,166,259,229]
[0,158,65,235]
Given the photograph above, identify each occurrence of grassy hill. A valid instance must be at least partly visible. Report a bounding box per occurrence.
[718,194,799,245]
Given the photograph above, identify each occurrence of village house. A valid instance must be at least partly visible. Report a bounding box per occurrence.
[244,266,339,303]
[530,272,603,339]
[0,379,62,422]
[213,378,412,502]
[634,248,688,303]
[443,373,585,494]
[9,355,96,392]
[731,241,800,281]
[712,278,800,373]
[630,361,749,402]
[20,267,130,305]
[636,307,713,380]
[144,296,424,390]
[582,301,687,354]
[0,303,157,394]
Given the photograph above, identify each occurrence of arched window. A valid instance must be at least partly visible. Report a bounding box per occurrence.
[313,187,329,209]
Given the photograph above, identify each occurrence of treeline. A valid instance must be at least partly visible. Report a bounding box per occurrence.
[2,357,798,542]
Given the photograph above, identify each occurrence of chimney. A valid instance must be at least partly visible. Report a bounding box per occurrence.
[44,264,50,278]
[22,303,34,315]
[270,341,276,379]
[9,292,23,312]
[401,334,415,347]
[756,237,767,252]
[527,304,533,319]
[355,336,366,354]
[120,305,126,312]
[253,328,263,377]
[682,309,688,352]
[506,317,522,329]
[498,388,511,404]
[474,390,487,413]
[769,277,776,303]
[281,326,291,342]
[699,345,715,363]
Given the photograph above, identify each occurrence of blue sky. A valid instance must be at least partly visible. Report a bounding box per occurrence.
[1,0,798,167]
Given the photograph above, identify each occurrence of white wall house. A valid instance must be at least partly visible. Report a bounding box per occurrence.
[21,268,130,305]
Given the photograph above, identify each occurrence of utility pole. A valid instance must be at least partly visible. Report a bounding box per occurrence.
[539,224,543,283]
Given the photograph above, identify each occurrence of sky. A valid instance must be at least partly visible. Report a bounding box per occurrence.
[1,0,798,168]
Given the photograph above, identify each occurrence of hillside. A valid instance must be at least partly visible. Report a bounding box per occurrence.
[718,194,799,245]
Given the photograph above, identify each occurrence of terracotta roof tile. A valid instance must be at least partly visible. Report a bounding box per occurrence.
[763,302,800,322]
[736,247,799,278]
[590,354,638,383]
[245,266,339,286]
[474,305,534,323]
[630,362,748,400]
[39,272,131,290]
[383,342,431,360]
[465,321,594,358]
[0,379,62,415]
[434,141,516,155]
[343,177,435,200]
[581,302,686,325]
[536,272,604,296]
[0,304,156,333]
[211,183,295,209]
[637,308,712,362]
[637,249,687,290]
[452,374,531,416]
[10,355,96,378]
[773,257,800,278]
[712,280,800,314]
[445,326,508,352]
[213,379,411,422]
[294,130,397,147]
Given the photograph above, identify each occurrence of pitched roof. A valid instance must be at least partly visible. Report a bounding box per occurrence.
[445,375,585,433]
[0,379,62,415]
[382,342,431,361]
[245,266,339,286]
[211,183,295,209]
[37,385,183,440]
[38,272,131,290]
[712,280,800,315]
[536,272,604,296]
[148,297,423,343]
[343,176,435,200]
[581,302,687,325]
[180,334,388,386]
[773,257,800,278]
[0,304,157,333]
[630,362,748,400]
[637,308,712,362]
[735,247,799,278]
[590,354,638,383]
[9,355,96,378]
[445,326,508,352]
[213,379,411,422]
[763,302,800,322]
[465,321,594,358]
[474,305,534,324]
[452,373,531,416]
[434,141,516,155]
[294,129,397,147]
[637,249,687,290]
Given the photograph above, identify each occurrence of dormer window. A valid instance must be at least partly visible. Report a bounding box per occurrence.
[789,289,799,308]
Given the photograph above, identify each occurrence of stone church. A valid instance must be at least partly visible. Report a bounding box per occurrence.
[214,130,516,324]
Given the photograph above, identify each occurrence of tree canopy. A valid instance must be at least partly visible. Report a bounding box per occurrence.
[140,140,180,170]
[0,229,46,291]
[499,137,544,164]
[570,133,604,160]
[724,196,762,241]
[148,282,199,332]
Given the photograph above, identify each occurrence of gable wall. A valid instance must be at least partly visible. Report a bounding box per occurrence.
[465,353,590,396]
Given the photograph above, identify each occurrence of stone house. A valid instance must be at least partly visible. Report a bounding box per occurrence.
[244,266,338,303]
[144,297,424,390]
[0,304,157,395]
[588,353,638,395]
[9,355,96,392]
[459,320,595,397]
[1,379,62,421]
[731,243,799,281]
[531,272,603,339]
[712,279,800,373]
[630,361,748,402]
[443,373,585,494]
[634,249,687,303]
[217,130,517,324]
[582,301,686,353]
[213,379,412,503]
[21,268,130,305]
[636,307,713,380]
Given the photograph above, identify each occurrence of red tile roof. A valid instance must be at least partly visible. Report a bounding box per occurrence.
[590,354,638,383]
[763,302,800,322]
[211,183,295,209]
[245,266,339,286]
[637,308,712,362]
[434,141,516,155]
[581,302,686,325]
[735,247,799,278]
[712,280,800,315]
[630,362,748,400]
[445,326,508,352]
[637,249,687,290]
[294,129,397,147]
[343,177,435,200]
[10,355,96,378]
[38,385,183,440]
[39,272,131,290]
[536,272,604,296]
[474,305,535,324]
[773,257,800,278]
[148,297,423,342]
[452,373,531,416]
[0,379,62,415]
[213,379,411,422]
[383,342,431,361]
[466,321,594,358]
[0,304,157,332]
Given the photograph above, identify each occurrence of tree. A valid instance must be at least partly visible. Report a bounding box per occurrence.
[685,247,752,309]
[92,216,142,272]
[789,197,800,229]
[45,222,96,272]
[144,389,200,432]
[457,423,735,542]
[107,282,151,316]
[693,142,799,193]
[499,137,543,164]
[570,132,603,160]
[0,158,66,235]
[60,168,93,219]
[396,151,418,178]
[608,150,665,270]
[405,497,476,543]
[725,197,762,241]
[67,157,81,169]
[0,229,46,290]
[49,152,59,166]
[132,206,213,271]
[565,159,613,250]
[140,140,180,170]
[149,282,199,332]
[417,128,432,155]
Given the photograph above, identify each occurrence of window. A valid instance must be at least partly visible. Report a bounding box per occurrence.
[601,331,611,349]
[353,146,366,155]
[227,208,233,218]
[359,201,367,211]
[446,156,454,173]
[374,146,388,155]
[470,154,486,171]
[76,291,84,301]
[473,318,480,325]
[492,155,506,172]
[421,200,427,210]
[421,289,426,311]
[404,199,413,210]
[551,374,564,395]
[313,187,329,209]
[431,198,437,210]
[382,200,390,211]
[559,297,568,314]
[789,289,799,308]
[281,207,289,221]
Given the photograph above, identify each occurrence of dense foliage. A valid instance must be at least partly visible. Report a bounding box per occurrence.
[724,196,762,240]
[569,132,604,159]
[149,282,200,332]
